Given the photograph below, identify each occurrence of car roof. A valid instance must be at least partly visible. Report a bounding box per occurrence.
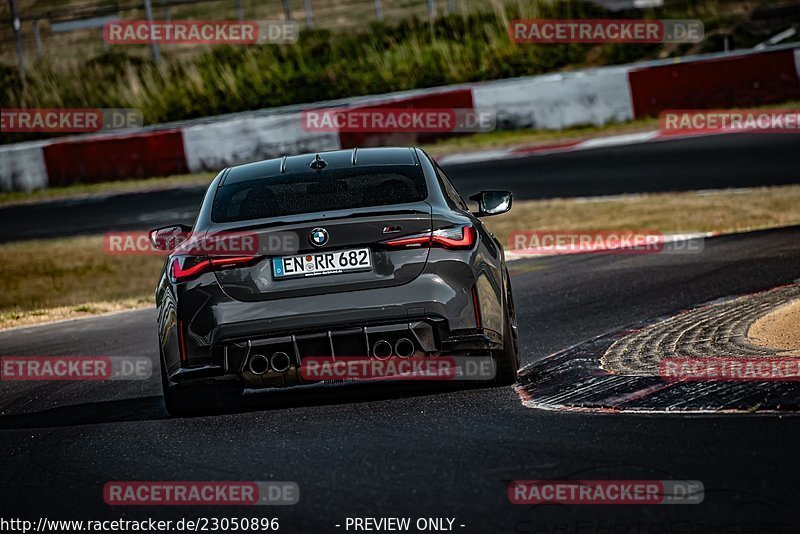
[221,147,421,186]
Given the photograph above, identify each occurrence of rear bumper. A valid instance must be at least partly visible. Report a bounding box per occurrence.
[158,229,510,387]
[163,269,504,387]
[169,315,501,388]
[209,270,481,342]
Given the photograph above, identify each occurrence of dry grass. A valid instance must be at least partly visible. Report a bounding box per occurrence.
[485,186,800,249]
[0,236,164,328]
[1,184,799,329]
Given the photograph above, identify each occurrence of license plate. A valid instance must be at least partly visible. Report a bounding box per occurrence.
[272,248,372,279]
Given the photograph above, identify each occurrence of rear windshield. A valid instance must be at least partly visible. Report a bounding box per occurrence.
[211,168,427,223]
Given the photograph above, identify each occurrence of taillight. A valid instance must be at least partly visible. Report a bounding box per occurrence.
[171,256,260,282]
[171,257,209,282]
[432,225,476,249]
[384,225,476,250]
[383,235,432,248]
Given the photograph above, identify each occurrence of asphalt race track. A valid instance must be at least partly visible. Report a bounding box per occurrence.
[0,133,798,243]
[1,131,799,530]
[1,225,799,530]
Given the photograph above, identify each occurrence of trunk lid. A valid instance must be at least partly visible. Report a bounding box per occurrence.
[210,202,432,301]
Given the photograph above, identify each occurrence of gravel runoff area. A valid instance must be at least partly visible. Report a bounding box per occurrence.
[748,297,800,356]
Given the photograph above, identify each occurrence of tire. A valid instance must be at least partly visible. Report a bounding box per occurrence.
[493,272,520,385]
[160,356,227,416]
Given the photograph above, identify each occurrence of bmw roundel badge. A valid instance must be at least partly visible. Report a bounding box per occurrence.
[309,227,329,247]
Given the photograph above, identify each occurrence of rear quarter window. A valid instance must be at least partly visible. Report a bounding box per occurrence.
[211,168,427,223]
[434,164,468,211]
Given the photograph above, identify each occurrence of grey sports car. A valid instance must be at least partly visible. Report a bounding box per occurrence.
[150,147,518,414]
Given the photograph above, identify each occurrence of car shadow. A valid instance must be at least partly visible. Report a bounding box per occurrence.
[0,395,170,429]
[0,380,491,429]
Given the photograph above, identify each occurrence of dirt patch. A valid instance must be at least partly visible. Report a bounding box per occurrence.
[748,299,800,356]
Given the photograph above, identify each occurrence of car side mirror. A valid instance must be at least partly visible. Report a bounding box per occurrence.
[469,191,512,217]
[149,224,192,251]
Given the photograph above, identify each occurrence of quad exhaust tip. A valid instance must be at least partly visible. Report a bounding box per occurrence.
[394,338,415,358]
[249,352,291,374]
[249,339,414,371]
[248,353,269,375]
[271,351,291,373]
[372,340,392,360]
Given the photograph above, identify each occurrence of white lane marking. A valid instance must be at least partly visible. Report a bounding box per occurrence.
[437,149,512,165]
[576,131,660,149]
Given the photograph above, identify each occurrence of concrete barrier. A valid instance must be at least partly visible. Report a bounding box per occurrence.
[0,142,49,192]
[472,66,634,130]
[182,113,340,173]
[1,45,798,192]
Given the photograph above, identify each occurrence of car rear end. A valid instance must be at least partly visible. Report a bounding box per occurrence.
[156,148,502,398]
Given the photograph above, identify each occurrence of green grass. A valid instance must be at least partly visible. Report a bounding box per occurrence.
[7,0,789,145]
[2,9,594,128]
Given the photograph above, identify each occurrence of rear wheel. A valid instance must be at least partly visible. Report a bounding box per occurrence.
[160,356,229,416]
[493,272,520,385]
